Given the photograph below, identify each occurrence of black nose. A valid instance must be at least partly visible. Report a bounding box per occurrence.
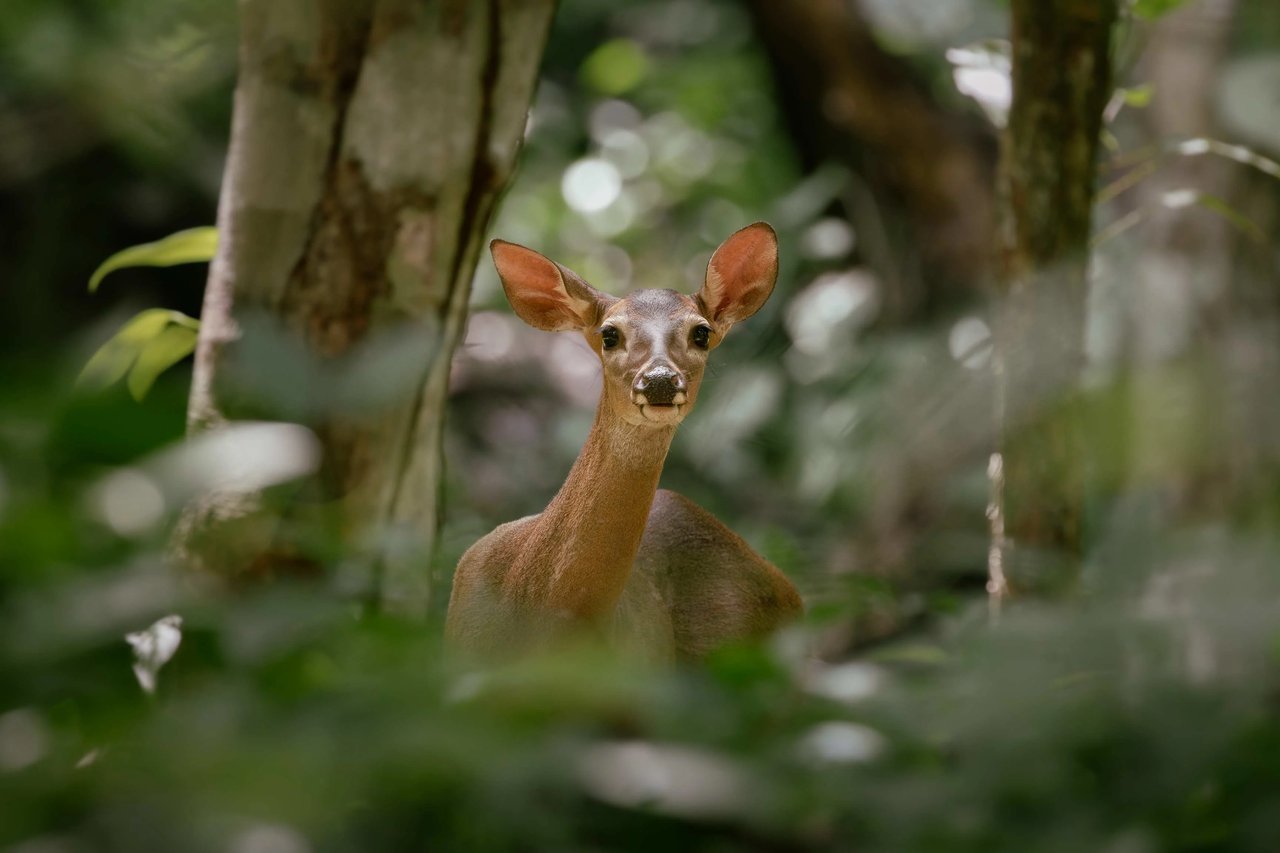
[635,365,685,405]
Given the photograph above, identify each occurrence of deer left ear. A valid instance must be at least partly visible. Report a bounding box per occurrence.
[696,222,778,333]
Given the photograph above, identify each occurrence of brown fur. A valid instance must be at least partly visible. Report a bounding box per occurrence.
[445,224,802,661]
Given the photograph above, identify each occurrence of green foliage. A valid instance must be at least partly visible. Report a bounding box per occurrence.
[88,226,217,292]
[6,0,1280,850]
[78,308,198,400]
[79,226,215,400]
[2,467,1279,850]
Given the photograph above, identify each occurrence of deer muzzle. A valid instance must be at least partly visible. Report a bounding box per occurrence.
[634,364,687,407]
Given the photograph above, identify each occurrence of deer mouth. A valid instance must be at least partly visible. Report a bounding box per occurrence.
[639,402,684,424]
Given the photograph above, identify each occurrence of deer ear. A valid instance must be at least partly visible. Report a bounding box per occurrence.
[696,222,778,333]
[491,240,614,332]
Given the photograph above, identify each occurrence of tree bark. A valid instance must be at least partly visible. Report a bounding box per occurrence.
[175,0,556,615]
[994,0,1117,597]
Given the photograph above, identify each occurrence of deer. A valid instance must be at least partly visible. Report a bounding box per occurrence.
[445,223,802,661]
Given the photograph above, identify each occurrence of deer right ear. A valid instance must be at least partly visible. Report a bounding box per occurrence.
[491,240,613,332]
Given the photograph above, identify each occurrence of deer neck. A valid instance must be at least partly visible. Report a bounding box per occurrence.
[518,402,675,619]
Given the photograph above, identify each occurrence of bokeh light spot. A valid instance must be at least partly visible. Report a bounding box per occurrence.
[90,467,166,536]
[580,39,649,96]
[948,316,992,369]
[562,158,622,214]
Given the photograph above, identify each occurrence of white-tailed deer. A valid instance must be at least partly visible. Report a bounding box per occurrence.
[446,223,802,660]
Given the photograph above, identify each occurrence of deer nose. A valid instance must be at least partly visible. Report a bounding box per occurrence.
[634,364,686,405]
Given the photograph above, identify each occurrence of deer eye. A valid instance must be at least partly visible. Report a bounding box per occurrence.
[691,324,712,349]
[600,326,620,349]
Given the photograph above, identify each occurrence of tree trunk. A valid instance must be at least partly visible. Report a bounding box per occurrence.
[993,0,1117,597]
[1127,0,1238,512]
[174,0,556,616]
[745,0,997,322]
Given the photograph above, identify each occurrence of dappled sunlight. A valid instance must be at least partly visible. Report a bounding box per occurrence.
[151,421,319,499]
[784,269,879,382]
[577,741,752,820]
[799,217,857,261]
[947,41,1012,126]
[798,721,886,765]
[228,823,312,853]
[947,315,992,369]
[803,660,884,705]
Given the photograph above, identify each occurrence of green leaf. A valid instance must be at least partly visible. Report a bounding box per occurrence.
[1171,190,1267,244]
[869,643,949,666]
[1131,0,1194,20]
[1094,186,1267,248]
[78,309,200,399]
[1121,83,1154,108]
[88,227,218,292]
[127,322,199,401]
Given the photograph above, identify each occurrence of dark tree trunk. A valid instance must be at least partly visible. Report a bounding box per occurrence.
[745,0,997,322]
[174,0,556,616]
[993,0,1118,597]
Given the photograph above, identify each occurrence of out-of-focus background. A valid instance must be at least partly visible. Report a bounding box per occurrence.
[4,0,1280,849]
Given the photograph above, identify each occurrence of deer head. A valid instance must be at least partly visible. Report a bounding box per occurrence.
[490,222,778,428]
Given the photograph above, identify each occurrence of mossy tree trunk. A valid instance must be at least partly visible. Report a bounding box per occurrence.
[993,0,1118,597]
[175,0,556,615]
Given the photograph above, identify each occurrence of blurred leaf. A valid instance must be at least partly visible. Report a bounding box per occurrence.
[1160,188,1267,243]
[580,38,649,95]
[771,163,851,227]
[1100,137,1280,209]
[1121,83,1154,107]
[870,643,949,666]
[126,322,199,400]
[88,226,217,292]
[1103,84,1155,127]
[1131,0,1194,20]
[126,614,184,694]
[945,40,1012,127]
[78,309,199,400]
[1094,190,1264,246]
